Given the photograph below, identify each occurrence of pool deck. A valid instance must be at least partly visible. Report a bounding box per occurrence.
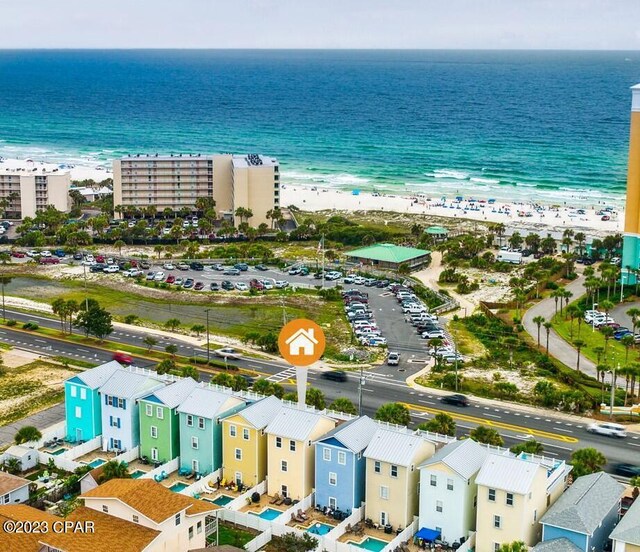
[286,507,339,531]
[338,526,393,545]
[239,494,286,515]
[73,448,119,464]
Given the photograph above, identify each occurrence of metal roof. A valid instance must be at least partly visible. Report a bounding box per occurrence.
[610,493,640,545]
[140,378,199,409]
[475,453,542,494]
[314,416,379,453]
[540,472,623,535]
[531,538,582,552]
[177,387,244,419]
[363,428,428,466]
[98,370,166,400]
[234,395,283,430]
[345,243,430,264]
[265,406,333,441]
[74,361,123,389]
[418,439,488,479]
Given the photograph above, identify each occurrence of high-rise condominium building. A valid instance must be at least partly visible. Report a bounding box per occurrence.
[0,170,71,219]
[112,153,280,227]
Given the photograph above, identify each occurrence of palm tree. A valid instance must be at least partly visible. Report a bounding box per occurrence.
[601,325,615,361]
[570,448,607,477]
[164,318,181,331]
[14,426,42,445]
[113,239,125,256]
[599,299,615,322]
[2,457,22,475]
[469,425,504,446]
[532,316,545,347]
[418,413,456,436]
[142,335,158,352]
[622,334,635,365]
[627,307,640,339]
[543,322,552,355]
[190,324,206,337]
[99,460,131,483]
[573,339,585,373]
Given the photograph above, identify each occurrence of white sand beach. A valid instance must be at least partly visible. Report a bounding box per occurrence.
[0,156,112,182]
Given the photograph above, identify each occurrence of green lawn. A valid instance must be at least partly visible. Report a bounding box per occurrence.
[208,522,257,547]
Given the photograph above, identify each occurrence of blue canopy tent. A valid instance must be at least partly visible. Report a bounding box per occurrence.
[415,527,441,542]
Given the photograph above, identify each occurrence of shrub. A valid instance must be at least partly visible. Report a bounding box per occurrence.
[6,319,16,327]
[22,322,39,331]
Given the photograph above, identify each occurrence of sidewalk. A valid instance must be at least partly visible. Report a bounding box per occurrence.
[0,403,65,449]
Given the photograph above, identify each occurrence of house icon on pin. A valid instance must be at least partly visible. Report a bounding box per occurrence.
[285,328,319,356]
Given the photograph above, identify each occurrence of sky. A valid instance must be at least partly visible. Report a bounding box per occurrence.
[2,0,640,49]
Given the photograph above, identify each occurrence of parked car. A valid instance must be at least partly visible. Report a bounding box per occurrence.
[54,249,66,257]
[367,337,387,347]
[190,262,204,271]
[343,275,355,284]
[11,251,25,258]
[165,274,176,284]
[235,282,249,291]
[275,280,289,289]
[163,262,175,270]
[255,264,268,271]
[139,261,151,269]
[440,394,470,407]
[104,265,119,273]
[223,268,240,276]
[321,370,347,382]
[422,330,445,339]
[210,282,220,291]
[212,263,224,271]
[260,280,274,290]
[586,422,627,438]
[250,279,265,291]
[39,257,60,265]
[26,249,40,257]
[145,271,155,281]
[194,281,204,291]
[183,278,195,289]
[221,280,234,291]
[214,347,242,360]
[177,262,189,270]
[153,271,165,281]
[386,352,400,366]
[234,263,249,271]
[174,277,184,286]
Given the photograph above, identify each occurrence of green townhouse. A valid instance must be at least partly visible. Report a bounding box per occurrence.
[176,387,246,476]
[138,377,199,464]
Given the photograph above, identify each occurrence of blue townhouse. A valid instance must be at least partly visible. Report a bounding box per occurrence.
[64,361,123,443]
[539,471,623,552]
[313,415,378,513]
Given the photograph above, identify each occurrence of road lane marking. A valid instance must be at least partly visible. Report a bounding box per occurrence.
[556,428,573,433]
[485,414,502,419]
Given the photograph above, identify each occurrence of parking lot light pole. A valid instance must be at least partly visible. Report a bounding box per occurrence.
[609,364,618,420]
[592,302,597,333]
[205,309,211,362]
[358,361,365,416]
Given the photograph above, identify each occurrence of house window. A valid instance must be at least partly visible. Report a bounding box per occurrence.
[2,494,9,504]
[186,415,193,427]
[198,417,205,429]
[533,509,537,522]
[133,515,139,523]
[189,526,194,539]
[430,474,437,487]
[70,385,77,397]
[506,493,514,506]
[276,437,282,448]
[151,426,158,438]
[323,448,331,461]
[289,440,296,452]
[80,388,86,400]
[191,437,199,450]
[151,447,158,461]
[447,479,454,491]
[192,459,199,473]
[118,398,125,409]
[235,448,242,460]
[379,485,389,500]
[374,461,381,474]
[281,485,288,498]
[488,489,496,502]
[230,425,236,437]
[243,428,250,440]
[175,513,181,526]
[390,465,398,478]
[281,460,288,472]
[197,521,202,534]
[146,404,153,417]
[329,497,337,509]
[493,545,501,552]
[75,406,81,419]
[156,407,164,419]
[494,515,501,529]
[329,472,337,486]
[102,505,108,513]
[338,451,346,465]
[436,500,443,513]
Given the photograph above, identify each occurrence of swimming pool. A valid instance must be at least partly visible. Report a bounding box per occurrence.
[348,537,389,552]
[49,448,67,456]
[130,470,146,479]
[213,495,233,506]
[169,482,189,493]
[304,522,334,536]
[88,458,106,468]
[249,508,282,521]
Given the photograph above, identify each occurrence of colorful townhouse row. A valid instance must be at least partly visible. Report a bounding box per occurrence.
[61,362,639,551]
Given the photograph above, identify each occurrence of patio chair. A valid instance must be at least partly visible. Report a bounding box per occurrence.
[345,524,353,534]
[178,467,190,477]
[270,493,281,504]
[297,509,308,521]
[275,495,286,506]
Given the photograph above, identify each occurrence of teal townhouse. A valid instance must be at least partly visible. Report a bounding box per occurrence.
[64,361,123,443]
[138,378,200,465]
[176,387,246,476]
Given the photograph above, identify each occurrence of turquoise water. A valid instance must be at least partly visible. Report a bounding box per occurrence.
[88,458,106,468]
[249,508,282,521]
[305,522,334,536]
[213,495,233,506]
[350,537,389,552]
[50,448,67,456]
[0,50,636,205]
[169,482,189,493]
[130,470,146,479]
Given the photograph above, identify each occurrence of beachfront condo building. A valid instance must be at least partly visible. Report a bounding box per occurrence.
[112,153,280,226]
[623,84,640,283]
[0,170,71,219]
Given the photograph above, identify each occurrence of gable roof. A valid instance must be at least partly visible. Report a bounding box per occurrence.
[80,478,217,524]
[285,328,318,345]
[476,453,542,494]
[78,464,106,486]
[315,416,378,453]
[3,444,34,458]
[40,506,160,552]
[265,406,334,441]
[177,387,244,419]
[610,494,640,545]
[540,472,623,535]
[140,377,199,408]
[233,395,282,429]
[363,428,428,466]
[0,504,59,551]
[71,360,123,389]
[98,370,165,400]
[418,438,488,479]
[531,538,582,552]
[346,243,430,264]
[0,471,30,495]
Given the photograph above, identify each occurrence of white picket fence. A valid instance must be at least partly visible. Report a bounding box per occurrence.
[63,435,102,460]
[180,468,221,497]
[115,446,140,464]
[38,450,82,473]
[380,517,418,552]
[245,527,273,552]
[140,457,179,481]
[274,492,315,525]
[326,505,364,541]
[219,508,273,532]
[228,480,267,511]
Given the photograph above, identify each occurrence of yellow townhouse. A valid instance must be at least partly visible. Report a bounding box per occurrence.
[265,405,336,501]
[364,427,437,531]
[221,395,283,489]
[475,452,571,552]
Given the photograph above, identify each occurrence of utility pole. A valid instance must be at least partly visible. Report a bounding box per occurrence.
[82,261,89,312]
[321,233,325,290]
[1,277,5,322]
[610,364,618,420]
[358,361,365,416]
[205,309,210,362]
[621,269,626,303]
[454,342,459,392]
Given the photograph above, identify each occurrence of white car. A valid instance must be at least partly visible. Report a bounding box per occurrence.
[260,280,274,290]
[275,280,289,289]
[387,352,400,366]
[353,276,366,285]
[154,271,166,281]
[235,282,249,291]
[422,330,445,339]
[40,250,52,257]
[163,263,175,270]
[85,254,95,263]
[587,422,627,438]
[162,227,171,235]
[367,337,387,347]
[214,347,242,360]
[103,265,119,273]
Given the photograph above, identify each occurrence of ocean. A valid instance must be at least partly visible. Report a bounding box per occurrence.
[0,49,637,205]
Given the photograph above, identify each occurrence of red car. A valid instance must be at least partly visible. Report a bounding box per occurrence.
[129,260,138,267]
[96,255,105,263]
[11,251,25,258]
[113,351,133,365]
[250,279,265,291]
[39,257,60,264]
[165,274,176,284]
[194,281,204,290]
